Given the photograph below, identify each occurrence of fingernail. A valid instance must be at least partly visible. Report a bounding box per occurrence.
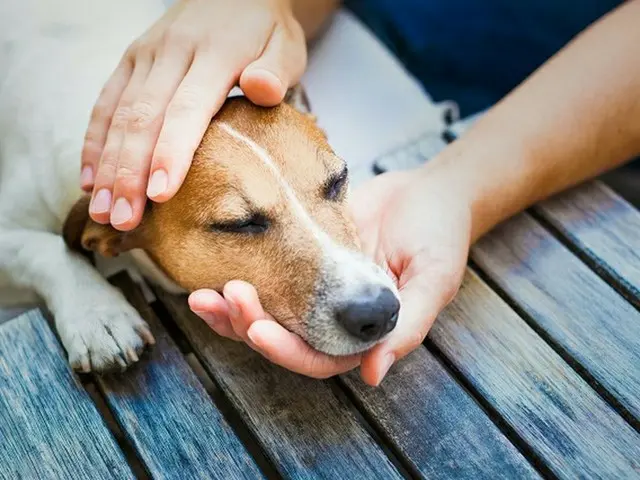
[246,326,259,345]
[111,197,133,225]
[376,353,395,386]
[80,165,94,187]
[90,188,112,214]
[193,310,218,328]
[147,169,168,198]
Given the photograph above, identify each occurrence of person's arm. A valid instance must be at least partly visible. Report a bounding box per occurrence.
[427,0,640,243]
[293,0,341,40]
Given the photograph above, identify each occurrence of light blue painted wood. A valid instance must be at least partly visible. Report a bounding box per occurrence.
[0,311,134,480]
[430,270,640,479]
[99,274,264,479]
[340,346,540,479]
[472,213,640,422]
[535,181,640,307]
[155,288,404,480]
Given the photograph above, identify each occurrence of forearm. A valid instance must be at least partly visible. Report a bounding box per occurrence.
[291,0,340,40]
[428,0,640,243]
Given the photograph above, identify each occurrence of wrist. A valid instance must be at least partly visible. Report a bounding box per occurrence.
[420,125,533,243]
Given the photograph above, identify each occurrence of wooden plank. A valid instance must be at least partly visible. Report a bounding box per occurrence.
[534,181,640,307]
[155,288,404,480]
[429,270,640,479]
[340,348,540,479]
[0,311,134,480]
[97,273,264,480]
[471,213,640,423]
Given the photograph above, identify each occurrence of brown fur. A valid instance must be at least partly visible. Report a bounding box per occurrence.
[63,93,359,338]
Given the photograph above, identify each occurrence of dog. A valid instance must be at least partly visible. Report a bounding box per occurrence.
[0,0,400,373]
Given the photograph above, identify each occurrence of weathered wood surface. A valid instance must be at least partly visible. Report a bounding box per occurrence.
[155,288,404,480]
[472,213,640,423]
[0,311,134,480]
[93,273,264,479]
[535,182,640,307]
[340,347,540,479]
[430,270,640,479]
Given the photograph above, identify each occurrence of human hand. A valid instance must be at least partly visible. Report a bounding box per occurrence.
[348,168,471,385]
[82,0,306,231]
[189,281,362,379]
[189,164,473,385]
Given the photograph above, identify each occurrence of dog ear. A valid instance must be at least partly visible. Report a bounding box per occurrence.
[63,195,143,257]
[284,84,313,116]
[284,83,326,138]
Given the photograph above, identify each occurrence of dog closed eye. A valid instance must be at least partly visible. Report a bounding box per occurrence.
[324,165,349,201]
[209,213,270,235]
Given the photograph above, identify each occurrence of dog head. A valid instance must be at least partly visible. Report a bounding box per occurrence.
[64,88,400,356]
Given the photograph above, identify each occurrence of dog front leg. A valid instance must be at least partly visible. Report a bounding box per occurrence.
[0,230,154,372]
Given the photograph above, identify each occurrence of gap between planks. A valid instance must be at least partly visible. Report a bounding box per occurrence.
[528,207,640,312]
[467,259,639,434]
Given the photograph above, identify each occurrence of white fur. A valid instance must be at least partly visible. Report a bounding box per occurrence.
[218,122,399,355]
[0,0,166,371]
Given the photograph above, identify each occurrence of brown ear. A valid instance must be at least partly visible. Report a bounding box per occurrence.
[284,83,312,116]
[63,195,142,257]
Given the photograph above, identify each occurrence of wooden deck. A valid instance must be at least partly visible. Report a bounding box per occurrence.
[1,120,639,479]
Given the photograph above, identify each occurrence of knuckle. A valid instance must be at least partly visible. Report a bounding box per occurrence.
[91,99,112,122]
[94,161,117,185]
[127,39,151,58]
[110,106,131,130]
[300,351,321,377]
[168,88,202,115]
[115,164,143,182]
[127,100,158,132]
[81,142,101,164]
[407,331,426,351]
[164,28,193,50]
[98,148,119,170]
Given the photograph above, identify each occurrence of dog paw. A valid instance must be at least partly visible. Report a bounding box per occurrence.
[57,299,155,374]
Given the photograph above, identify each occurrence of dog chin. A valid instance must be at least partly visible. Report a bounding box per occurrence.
[304,330,387,357]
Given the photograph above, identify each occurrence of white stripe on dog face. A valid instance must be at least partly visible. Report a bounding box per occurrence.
[217,122,396,295]
[218,122,328,243]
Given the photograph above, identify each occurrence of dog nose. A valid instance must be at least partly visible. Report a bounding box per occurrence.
[336,287,400,341]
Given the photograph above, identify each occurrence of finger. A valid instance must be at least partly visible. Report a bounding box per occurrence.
[89,59,152,224]
[81,58,134,192]
[222,281,267,343]
[148,53,236,203]
[109,51,192,230]
[240,25,306,107]
[247,320,361,379]
[189,289,242,341]
[360,270,453,387]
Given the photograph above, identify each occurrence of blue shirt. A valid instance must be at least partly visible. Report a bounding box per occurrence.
[345,0,622,117]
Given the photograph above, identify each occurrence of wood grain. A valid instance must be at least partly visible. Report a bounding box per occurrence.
[0,311,134,480]
[340,347,540,479]
[472,213,640,422]
[97,273,264,480]
[430,270,640,479]
[155,288,404,480]
[535,181,640,307]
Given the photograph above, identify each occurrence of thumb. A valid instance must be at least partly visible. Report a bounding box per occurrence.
[240,25,306,106]
[360,265,461,386]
